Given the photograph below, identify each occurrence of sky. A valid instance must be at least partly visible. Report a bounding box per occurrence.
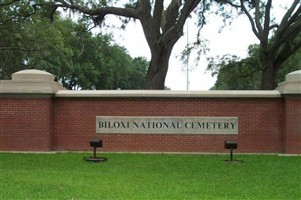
[112,15,257,90]
[102,1,291,90]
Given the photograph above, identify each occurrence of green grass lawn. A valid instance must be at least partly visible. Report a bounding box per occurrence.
[0,152,300,200]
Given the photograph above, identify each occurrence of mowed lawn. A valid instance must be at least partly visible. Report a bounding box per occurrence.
[0,152,300,200]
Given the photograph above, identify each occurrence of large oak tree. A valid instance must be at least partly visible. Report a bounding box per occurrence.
[208,44,301,90]
[53,0,203,89]
[217,0,301,89]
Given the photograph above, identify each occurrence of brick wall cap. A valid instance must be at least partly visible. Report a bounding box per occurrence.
[55,90,281,98]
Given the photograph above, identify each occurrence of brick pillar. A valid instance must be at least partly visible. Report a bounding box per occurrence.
[0,69,65,151]
[277,70,301,154]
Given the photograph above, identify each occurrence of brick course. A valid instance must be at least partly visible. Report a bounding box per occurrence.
[52,97,284,153]
[2,95,297,153]
[283,97,301,154]
[0,97,53,151]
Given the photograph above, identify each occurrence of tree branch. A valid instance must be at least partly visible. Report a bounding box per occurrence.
[161,0,182,33]
[274,1,301,44]
[272,8,301,55]
[262,0,272,39]
[254,0,263,36]
[0,0,39,24]
[54,0,139,23]
[137,0,152,47]
[0,47,40,52]
[274,37,301,70]
[278,0,300,28]
[151,0,164,42]
[239,0,261,39]
[216,0,241,8]
[162,0,200,46]
[0,0,20,7]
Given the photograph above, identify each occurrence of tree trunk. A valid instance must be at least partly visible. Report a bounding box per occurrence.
[144,45,173,89]
[260,62,278,90]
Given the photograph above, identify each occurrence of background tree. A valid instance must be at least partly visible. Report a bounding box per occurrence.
[208,44,301,90]
[5,1,299,90]
[52,0,206,89]
[93,39,148,90]
[216,0,301,90]
[0,1,148,89]
[0,0,48,79]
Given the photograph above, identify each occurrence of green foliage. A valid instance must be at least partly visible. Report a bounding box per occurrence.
[208,55,261,90]
[93,39,148,90]
[212,1,301,89]
[52,0,209,89]
[1,153,300,199]
[129,57,149,89]
[0,1,148,89]
[0,0,41,79]
[277,45,301,83]
[208,44,301,90]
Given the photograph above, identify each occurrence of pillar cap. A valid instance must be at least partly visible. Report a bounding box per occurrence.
[12,69,55,82]
[285,70,301,82]
[1,69,65,94]
[277,70,301,94]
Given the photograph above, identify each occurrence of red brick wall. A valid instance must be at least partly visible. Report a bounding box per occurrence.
[1,95,298,153]
[0,97,53,151]
[53,97,284,153]
[284,96,301,154]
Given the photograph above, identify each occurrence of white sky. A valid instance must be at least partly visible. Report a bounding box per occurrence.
[112,15,257,90]
[102,0,291,90]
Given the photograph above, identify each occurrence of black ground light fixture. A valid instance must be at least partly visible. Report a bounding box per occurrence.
[224,141,242,163]
[83,139,107,162]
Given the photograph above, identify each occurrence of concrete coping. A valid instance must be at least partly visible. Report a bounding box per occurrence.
[1,69,300,97]
[55,69,299,97]
[55,90,282,98]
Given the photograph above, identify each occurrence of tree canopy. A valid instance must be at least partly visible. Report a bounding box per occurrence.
[2,0,301,90]
[52,0,205,89]
[49,0,301,90]
[0,0,148,89]
[208,44,301,90]
[215,0,301,89]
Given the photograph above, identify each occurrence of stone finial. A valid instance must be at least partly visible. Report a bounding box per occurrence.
[285,70,301,82]
[277,70,301,94]
[0,69,65,94]
[12,69,55,82]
